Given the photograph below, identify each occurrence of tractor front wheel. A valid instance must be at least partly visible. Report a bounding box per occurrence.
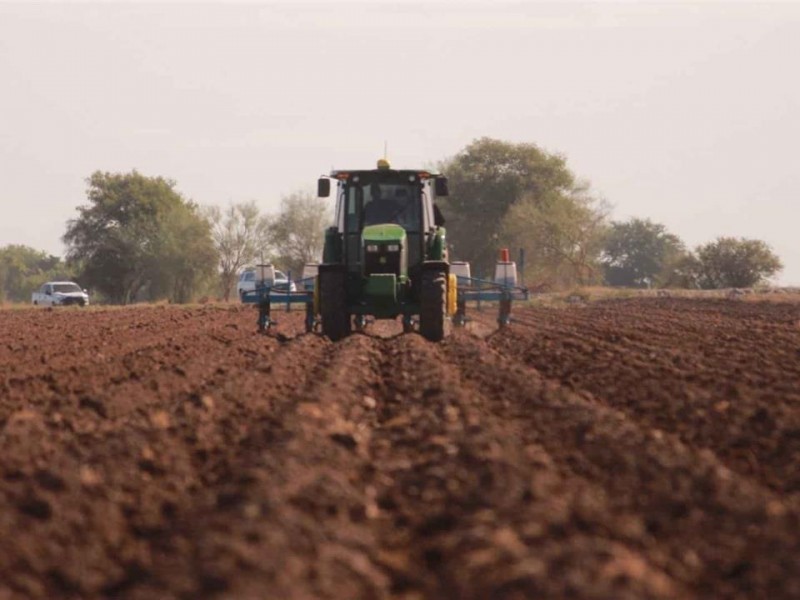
[419,270,447,342]
[319,269,350,341]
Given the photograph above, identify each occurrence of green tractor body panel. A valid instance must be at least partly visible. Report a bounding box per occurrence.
[362,223,409,285]
[365,273,397,301]
[362,223,406,245]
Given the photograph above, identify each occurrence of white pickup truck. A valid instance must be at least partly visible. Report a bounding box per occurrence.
[31,281,90,307]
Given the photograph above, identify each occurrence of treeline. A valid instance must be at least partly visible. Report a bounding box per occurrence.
[0,246,73,303]
[1,138,783,304]
[441,138,783,290]
[205,191,328,301]
[0,171,329,304]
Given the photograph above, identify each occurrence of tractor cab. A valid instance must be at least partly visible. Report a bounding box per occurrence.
[317,159,454,341]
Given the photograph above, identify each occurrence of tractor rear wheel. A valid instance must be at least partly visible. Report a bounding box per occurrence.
[320,269,350,341]
[420,270,447,342]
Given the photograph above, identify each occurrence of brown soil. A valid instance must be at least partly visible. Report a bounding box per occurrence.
[0,299,798,599]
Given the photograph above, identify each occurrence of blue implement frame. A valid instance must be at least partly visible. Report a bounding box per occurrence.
[241,273,529,332]
[240,275,316,333]
[454,276,529,327]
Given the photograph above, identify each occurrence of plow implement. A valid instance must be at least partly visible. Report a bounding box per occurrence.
[451,252,529,327]
[240,265,317,333]
[241,286,316,333]
[453,278,529,327]
[242,251,529,335]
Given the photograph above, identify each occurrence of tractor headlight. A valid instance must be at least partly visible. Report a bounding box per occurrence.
[366,244,379,253]
[387,244,400,252]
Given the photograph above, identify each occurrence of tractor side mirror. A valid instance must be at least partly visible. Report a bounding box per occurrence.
[318,178,331,198]
[434,176,449,197]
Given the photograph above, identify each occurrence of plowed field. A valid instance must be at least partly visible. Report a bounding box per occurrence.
[0,298,798,599]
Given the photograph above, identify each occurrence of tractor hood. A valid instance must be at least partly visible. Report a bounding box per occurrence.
[362,223,406,244]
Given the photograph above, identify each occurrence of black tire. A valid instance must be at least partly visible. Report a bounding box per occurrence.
[419,270,447,342]
[320,269,350,342]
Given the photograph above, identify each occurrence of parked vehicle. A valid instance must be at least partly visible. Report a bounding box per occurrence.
[32,282,90,306]
[237,268,297,300]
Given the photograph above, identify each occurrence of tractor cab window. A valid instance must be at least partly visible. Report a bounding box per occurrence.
[347,182,421,232]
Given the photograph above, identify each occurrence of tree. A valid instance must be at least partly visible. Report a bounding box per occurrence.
[691,237,782,289]
[0,245,72,302]
[439,137,578,276]
[601,218,687,288]
[147,202,219,303]
[204,201,272,300]
[501,191,609,287]
[63,171,217,304]
[270,191,331,276]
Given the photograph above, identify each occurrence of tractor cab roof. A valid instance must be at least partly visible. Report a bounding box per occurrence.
[329,168,441,181]
[329,159,441,181]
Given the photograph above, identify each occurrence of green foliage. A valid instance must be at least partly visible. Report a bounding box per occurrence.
[691,237,783,289]
[656,253,702,289]
[602,218,687,288]
[148,201,219,303]
[440,137,595,280]
[63,171,218,304]
[0,245,73,302]
[501,192,609,287]
[269,191,331,276]
[203,201,272,300]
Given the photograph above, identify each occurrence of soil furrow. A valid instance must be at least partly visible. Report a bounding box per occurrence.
[0,301,798,599]
[443,331,800,599]
[356,333,684,599]
[482,301,800,494]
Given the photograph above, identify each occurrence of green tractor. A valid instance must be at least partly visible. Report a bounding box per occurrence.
[316,159,457,341]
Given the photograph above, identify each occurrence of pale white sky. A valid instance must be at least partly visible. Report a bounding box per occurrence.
[1,1,798,283]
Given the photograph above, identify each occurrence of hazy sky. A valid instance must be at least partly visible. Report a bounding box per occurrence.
[1,1,798,283]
